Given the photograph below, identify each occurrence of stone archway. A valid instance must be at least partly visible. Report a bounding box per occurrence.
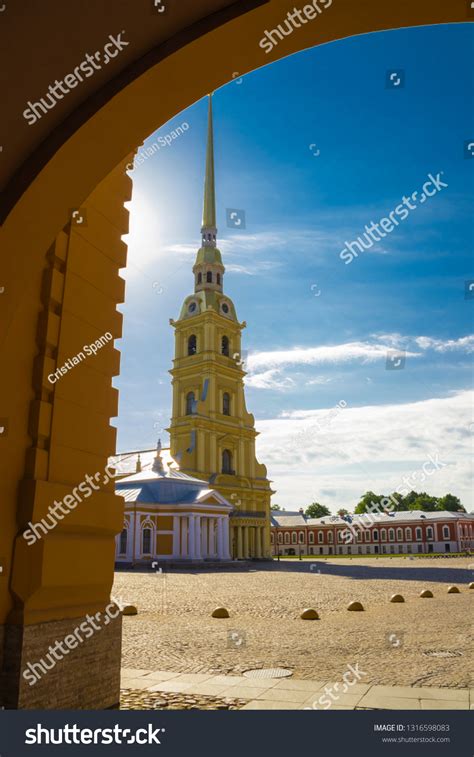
[0,0,464,709]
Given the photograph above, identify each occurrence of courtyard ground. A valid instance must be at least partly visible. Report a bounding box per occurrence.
[113,557,473,691]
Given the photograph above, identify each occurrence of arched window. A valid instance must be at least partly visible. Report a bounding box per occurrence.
[206,271,212,283]
[197,272,202,284]
[415,527,422,541]
[373,530,379,541]
[278,532,283,544]
[327,532,333,543]
[188,334,197,355]
[291,532,297,544]
[284,532,290,544]
[217,273,221,285]
[308,531,314,544]
[405,527,412,541]
[442,525,450,539]
[221,336,230,356]
[364,530,370,542]
[298,531,305,544]
[119,528,127,555]
[318,531,324,544]
[222,392,231,416]
[388,528,395,542]
[381,529,387,542]
[426,526,434,541]
[186,391,196,415]
[397,528,403,541]
[222,449,233,474]
[142,528,152,555]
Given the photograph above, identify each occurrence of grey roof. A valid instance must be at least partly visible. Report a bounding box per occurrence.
[271,510,474,528]
[271,511,307,527]
[113,446,232,508]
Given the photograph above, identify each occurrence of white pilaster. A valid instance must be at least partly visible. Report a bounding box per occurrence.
[195,515,202,559]
[182,518,188,557]
[133,513,142,560]
[188,515,196,558]
[202,517,208,558]
[217,517,224,558]
[209,519,215,558]
[172,516,180,557]
[222,517,231,559]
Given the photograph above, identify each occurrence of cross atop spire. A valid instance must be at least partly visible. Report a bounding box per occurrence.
[201,94,217,248]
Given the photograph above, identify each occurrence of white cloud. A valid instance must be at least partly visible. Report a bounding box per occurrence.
[414,335,474,353]
[255,390,474,512]
[247,341,420,373]
[245,369,295,391]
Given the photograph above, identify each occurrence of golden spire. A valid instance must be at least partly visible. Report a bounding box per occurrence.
[201,94,217,245]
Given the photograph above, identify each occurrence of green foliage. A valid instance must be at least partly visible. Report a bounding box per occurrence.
[305,502,331,519]
[354,489,465,513]
[270,503,282,511]
[354,491,384,514]
[437,494,465,512]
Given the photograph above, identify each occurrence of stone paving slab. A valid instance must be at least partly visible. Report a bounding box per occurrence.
[183,683,230,697]
[358,685,469,703]
[241,700,301,710]
[303,692,365,709]
[122,669,470,710]
[272,679,327,692]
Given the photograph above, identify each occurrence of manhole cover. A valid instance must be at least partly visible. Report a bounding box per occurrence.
[243,668,293,679]
[423,650,463,658]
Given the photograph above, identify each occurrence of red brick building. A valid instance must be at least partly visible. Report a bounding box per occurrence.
[271,510,474,556]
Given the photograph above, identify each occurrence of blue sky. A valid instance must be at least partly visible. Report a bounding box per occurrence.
[115,23,473,512]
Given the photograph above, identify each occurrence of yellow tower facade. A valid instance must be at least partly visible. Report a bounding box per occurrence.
[168,95,273,559]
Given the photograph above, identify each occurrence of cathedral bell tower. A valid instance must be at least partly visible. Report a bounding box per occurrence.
[168,94,273,560]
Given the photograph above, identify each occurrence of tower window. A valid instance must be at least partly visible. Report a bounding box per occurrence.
[186,391,196,415]
[206,271,212,283]
[119,528,128,555]
[197,272,202,284]
[188,334,197,355]
[223,392,231,416]
[221,336,230,356]
[222,449,233,474]
[217,273,221,285]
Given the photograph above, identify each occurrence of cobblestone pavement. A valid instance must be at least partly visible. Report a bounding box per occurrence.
[120,688,247,710]
[113,557,473,689]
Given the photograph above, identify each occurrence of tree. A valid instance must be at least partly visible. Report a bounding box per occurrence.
[407,493,438,512]
[354,491,384,514]
[388,491,405,511]
[270,503,282,511]
[337,508,350,517]
[305,502,331,519]
[437,494,465,512]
